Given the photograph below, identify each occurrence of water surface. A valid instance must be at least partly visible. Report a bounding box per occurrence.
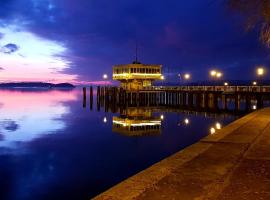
[0,88,240,200]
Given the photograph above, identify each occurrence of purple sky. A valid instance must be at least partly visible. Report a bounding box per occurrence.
[0,0,269,83]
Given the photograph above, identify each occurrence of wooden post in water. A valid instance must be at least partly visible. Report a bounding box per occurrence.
[97,86,101,111]
[235,93,240,111]
[222,94,227,110]
[83,87,86,108]
[208,93,213,109]
[196,93,201,109]
[90,86,93,110]
[182,92,187,106]
[213,94,219,111]
[188,93,193,107]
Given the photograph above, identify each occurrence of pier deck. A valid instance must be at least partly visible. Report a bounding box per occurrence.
[94,108,270,200]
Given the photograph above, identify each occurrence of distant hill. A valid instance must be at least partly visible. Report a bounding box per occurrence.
[0,82,75,88]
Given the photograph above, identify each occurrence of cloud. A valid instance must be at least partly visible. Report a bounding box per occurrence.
[1,120,19,132]
[1,43,19,54]
[0,0,269,81]
[0,67,4,70]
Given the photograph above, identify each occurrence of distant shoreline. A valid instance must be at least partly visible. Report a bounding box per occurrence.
[0,82,75,88]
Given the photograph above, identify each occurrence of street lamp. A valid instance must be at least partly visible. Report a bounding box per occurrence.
[103,74,108,86]
[103,74,108,80]
[252,81,257,86]
[184,73,191,80]
[256,67,265,91]
[216,72,222,78]
[210,70,217,77]
[224,82,228,86]
[257,67,265,76]
[160,75,165,80]
[210,70,223,90]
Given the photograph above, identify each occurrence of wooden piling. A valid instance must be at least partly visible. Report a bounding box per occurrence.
[83,87,86,108]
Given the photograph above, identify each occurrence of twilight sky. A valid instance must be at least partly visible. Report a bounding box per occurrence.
[0,0,269,83]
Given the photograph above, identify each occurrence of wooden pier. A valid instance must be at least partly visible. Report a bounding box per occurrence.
[83,85,270,112]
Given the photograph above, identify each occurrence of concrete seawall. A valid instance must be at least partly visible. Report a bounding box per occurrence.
[94,108,270,200]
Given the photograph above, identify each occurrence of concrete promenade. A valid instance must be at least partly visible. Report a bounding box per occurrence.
[94,108,270,200]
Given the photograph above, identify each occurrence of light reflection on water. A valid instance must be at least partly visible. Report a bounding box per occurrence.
[0,88,240,200]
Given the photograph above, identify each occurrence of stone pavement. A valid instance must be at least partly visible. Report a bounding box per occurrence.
[94,108,270,200]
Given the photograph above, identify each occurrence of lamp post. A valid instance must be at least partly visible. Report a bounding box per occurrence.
[184,73,191,86]
[224,82,228,92]
[256,67,265,92]
[160,75,165,88]
[103,74,108,87]
[210,70,223,90]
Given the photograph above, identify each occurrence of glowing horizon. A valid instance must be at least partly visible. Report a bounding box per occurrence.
[0,24,78,83]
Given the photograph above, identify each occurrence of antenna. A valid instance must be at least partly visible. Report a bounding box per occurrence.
[132,39,141,64]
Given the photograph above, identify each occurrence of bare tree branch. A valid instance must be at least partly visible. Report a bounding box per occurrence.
[228,0,270,47]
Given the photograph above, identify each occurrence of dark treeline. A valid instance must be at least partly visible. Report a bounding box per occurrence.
[0,82,75,88]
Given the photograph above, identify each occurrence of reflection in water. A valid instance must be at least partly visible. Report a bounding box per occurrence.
[0,88,242,200]
[112,108,161,136]
[0,90,77,147]
[184,118,189,125]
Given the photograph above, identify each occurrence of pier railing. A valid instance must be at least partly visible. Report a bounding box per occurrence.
[144,86,270,93]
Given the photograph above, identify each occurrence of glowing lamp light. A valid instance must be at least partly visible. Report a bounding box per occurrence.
[252,105,257,110]
[184,118,189,125]
[210,70,223,78]
[253,81,257,86]
[103,117,107,123]
[210,70,217,76]
[160,115,164,120]
[160,75,165,80]
[210,127,216,135]
[257,67,265,76]
[103,74,108,79]
[216,72,222,78]
[224,82,228,86]
[215,122,221,130]
[184,73,191,80]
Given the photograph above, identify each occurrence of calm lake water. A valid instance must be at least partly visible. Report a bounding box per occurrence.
[0,88,241,200]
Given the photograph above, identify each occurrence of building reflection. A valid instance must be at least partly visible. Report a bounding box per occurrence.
[112,108,161,136]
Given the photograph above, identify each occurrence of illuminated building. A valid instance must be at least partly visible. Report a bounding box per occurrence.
[113,60,162,90]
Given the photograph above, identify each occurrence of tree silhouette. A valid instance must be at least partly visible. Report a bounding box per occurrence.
[228,0,270,47]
